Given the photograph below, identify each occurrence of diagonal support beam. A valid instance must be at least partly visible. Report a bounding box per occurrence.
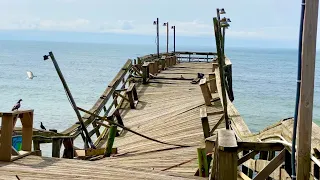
[253,149,286,180]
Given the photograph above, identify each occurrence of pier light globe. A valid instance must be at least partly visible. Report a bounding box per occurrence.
[153,21,157,25]
[219,8,226,14]
[163,23,167,26]
[171,26,174,29]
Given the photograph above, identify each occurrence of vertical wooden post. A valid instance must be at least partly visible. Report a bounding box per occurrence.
[215,129,238,180]
[165,57,170,67]
[284,149,292,176]
[52,138,62,158]
[297,0,319,179]
[137,57,141,65]
[189,54,191,62]
[142,62,149,84]
[149,62,155,75]
[199,78,212,106]
[197,148,209,177]
[207,54,209,62]
[212,63,218,72]
[0,114,14,161]
[62,138,74,159]
[209,73,217,93]
[200,107,210,138]
[104,125,117,157]
[161,56,166,70]
[20,112,33,152]
[173,56,177,65]
[33,140,42,156]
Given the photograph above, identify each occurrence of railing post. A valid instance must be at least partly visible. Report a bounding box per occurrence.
[200,107,210,139]
[0,114,14,161]
[142,62,149,84]
[209,73,217,93]
[214,129,238,180]
[104,125,117,157]
[212,62,218,72]
[161,56,166,70]
[199,78,212,106]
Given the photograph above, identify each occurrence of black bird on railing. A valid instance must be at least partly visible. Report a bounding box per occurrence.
[40,122,46,130]
[11,99,22,111]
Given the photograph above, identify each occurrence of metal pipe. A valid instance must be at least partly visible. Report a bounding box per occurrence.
[46,52,95,149]
[166,22,169,53]
[173,26,176,53]
[291,0,305,179]
[213,18,229,129]
[157,18,160,57]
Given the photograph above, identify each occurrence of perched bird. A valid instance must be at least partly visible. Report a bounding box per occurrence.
[11,99,22,111]
[26,71,37,80]
[40,122,46,130]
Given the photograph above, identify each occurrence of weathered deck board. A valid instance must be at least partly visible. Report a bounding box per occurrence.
[0,62,224,179]
[99,62,225,174]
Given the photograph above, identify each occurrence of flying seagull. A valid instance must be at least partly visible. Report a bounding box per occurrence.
[11,99,22,111]
[26,71,37,79]
[40,122,46,130]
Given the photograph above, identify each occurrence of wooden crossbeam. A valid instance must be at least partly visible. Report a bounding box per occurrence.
[238,150,259,165]
[238,142,284,152]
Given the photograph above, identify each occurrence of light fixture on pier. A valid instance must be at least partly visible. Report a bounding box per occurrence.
[218,8,226,14]
[220,21,230,28]
[43,55,49,60]
[153,21,157,25]
[163,22,169,53]
[220,17,231,23]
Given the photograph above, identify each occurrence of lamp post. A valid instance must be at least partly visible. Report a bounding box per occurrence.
[163,22,169,54]
[171,26,176,53]
[153,18,160,57]
[214,8,232,130]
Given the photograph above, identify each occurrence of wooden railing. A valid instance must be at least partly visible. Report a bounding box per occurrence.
[175,51,217,62]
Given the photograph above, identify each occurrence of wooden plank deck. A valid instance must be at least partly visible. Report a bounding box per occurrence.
[0,62,225,179]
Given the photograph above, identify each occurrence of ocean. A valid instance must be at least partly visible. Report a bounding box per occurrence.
[1,40,319,155]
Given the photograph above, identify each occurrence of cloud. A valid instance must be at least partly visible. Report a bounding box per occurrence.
[0,18,298,40]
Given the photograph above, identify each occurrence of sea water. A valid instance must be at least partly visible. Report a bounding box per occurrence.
[0,40,319,156]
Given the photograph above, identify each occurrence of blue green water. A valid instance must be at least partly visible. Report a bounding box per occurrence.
[0,40,319,154]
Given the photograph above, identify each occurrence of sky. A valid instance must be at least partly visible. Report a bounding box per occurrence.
[0,0,306,48]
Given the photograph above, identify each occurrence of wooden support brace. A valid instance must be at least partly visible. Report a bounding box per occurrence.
[253,149,286,180]
[62,138,74,159]
[238,150,259,165]
[33,140,42,156]
[200,107,210,138]
[199,78,212,106]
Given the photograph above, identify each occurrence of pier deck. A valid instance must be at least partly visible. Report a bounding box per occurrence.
[0,62,225,179]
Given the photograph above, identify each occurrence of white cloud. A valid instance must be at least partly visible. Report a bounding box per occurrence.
[0,18,298,40]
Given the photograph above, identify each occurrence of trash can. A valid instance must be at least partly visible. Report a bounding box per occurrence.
[12,135,22,151]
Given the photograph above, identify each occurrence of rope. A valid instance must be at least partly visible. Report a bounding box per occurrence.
[77,107,191,148]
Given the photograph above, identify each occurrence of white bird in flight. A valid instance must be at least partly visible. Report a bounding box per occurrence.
[26,71,37,79]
